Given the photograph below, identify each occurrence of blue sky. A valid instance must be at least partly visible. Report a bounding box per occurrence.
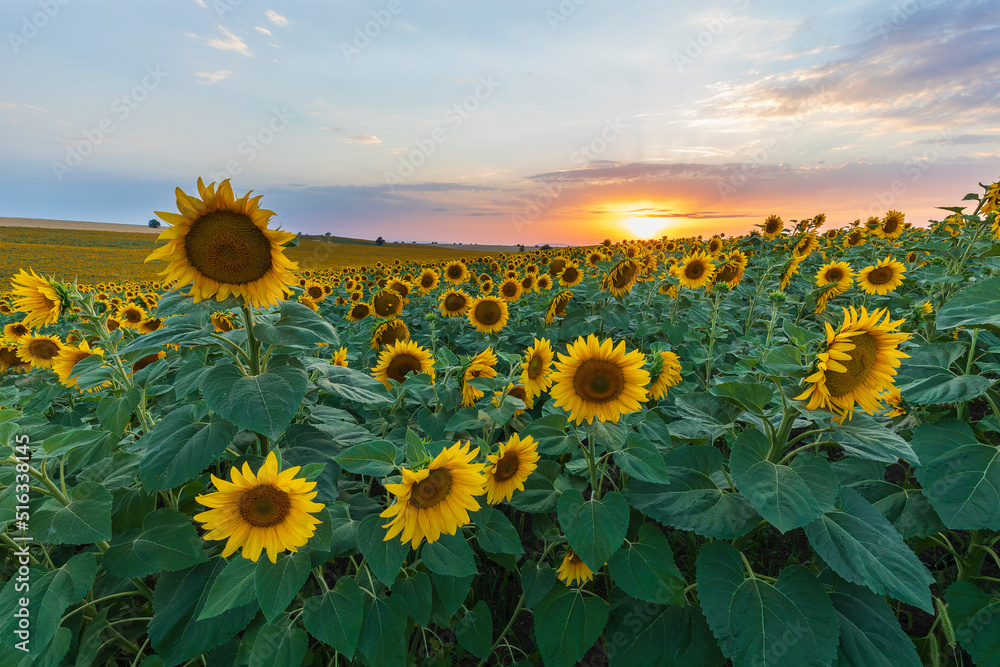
[1,0,998,244]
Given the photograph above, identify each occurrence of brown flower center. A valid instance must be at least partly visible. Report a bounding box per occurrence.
[373,291,402,316]
[574,359,626,404]
[502,282,518,297]
[824,333,878,397]
[562,267,579,283]
[527,355,544,379]
[474,300,502,325]
[867,267,894,285]
[184,210,273,285]
[409,468,453,509]
[685,261,705,280]
[421,274,435,287]
[444,293,467,312]
[824,268,844,282]
[612,262,638,289]
[494,451,521,481]
[447,265,463,279]
[548,259,566,276]
[308,285,324,299]
[386,353,422,383]
[238,484,292,527]
[29,339,61,360]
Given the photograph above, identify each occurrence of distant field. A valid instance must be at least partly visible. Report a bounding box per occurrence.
[0,225,491,287]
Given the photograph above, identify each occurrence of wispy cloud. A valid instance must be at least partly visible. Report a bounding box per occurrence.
[266,10,288,27]
[342,134,381,145]
[190,26,252,56]
[254,26,272,36]
[195,70,232,84]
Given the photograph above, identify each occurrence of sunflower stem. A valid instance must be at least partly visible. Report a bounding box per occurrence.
[586,422,601,500]
[476,593,525,667]
[768,404,800,463]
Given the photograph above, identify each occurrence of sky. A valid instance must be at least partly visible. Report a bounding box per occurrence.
[1,0,998,245]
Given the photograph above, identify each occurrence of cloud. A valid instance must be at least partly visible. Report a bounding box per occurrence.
[342,134,382,145]
[266,10,288,26]
[254,26,272,36]
[195,70,232,84]
[201,26,252,56]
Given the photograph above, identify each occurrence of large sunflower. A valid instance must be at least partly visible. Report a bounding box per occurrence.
[52,340,106,390]
[3,323,30,344]
[371,339,436,388]
[603,259,640,296]
[761,215,784,239]
[195,451,324,563]
[648,350,682,400]
[439,290,471,317]
[443,261,468,285]
[857,256,906,295]
[677,252,715,290]
[145,178,298,309]
[461,348,498,407]
[795,306,911,422]
[498,279,522,302]
[815,261,854,290]
[16,334,64,370]
[346,302,371,322]
[484,434,539,504]
[10,269,64,329]
[558,261,584,288]
[370,319,410,350]
[117,304,148,329]
[417,269,440,294]
[468,296,509,334]
[381,441,486,549]
[557,548,595,585]
[872,210,905,240]
[544,290,573,324]
[372,289,404,318]
[792,232,819,259]
[520,338,554,398]
[844,228,866,249]
[550,335,650,425]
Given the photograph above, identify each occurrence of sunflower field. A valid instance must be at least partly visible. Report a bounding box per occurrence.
[1,178,1000,667]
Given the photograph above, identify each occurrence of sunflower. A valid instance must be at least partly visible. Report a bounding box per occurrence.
[982,180,1000,217]
[211,311,238,332]
[443,261,468,285]
[145,178,298,309]
[480,280,494,295]
[0,345,30,373]
[105,317,122,332]
[10,269,64,329]
[331,346,348,367]
[873,210,905,240]
[586,251,606,267]
[468,296,509,334]
[857,256,906,295]
[52,340,106,391]
[548,256,568,277]
[195,451,324,563]
[712,258,744,288]
[648,350,682,400]
[484,434,539,504]
[815,261,854,290]
[387,279,410,301]
[557,549,595,585]
[370,319,410,350]
[707,236,723,254]
[116,304,147,330]
[558,261,583,288]
[677,252,715,289]
[417,269,440,294]
[346,302,371,322]
[550,335,650,425]
[881,387,906,417]
[761,215,784,239]
[536,275,553,291]
[461,348,498,407]
[381,441,486,549]
[521,338,555,398]
[3,323,30,344]
[779,257,803,291]
[439,290,471,317]
[498,279,522,302]
[793,233,819,259]
[371,339,436,388]
[544,290,573,325]
[372,289,404,319]
[520,273,537,293]
[795,306,911,422]
[603,259,640,296]
[138,317,164,334]
[303,281,327,302]
[493,382,534,418]
[16,334,64,370]
[132,350,167,375]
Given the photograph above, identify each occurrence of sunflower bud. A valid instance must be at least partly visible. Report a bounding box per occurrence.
[768,290,787,304]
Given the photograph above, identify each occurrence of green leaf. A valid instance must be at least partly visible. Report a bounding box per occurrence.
[804,487,934,613]
[937,276,1000,329]
[605,593,724,667]
[334,439,398,476]
[532,584,608,667]
[302,577,364,659]
[199,557,258,621]
[674,393,745,440]
[357,595,408,667]
[520,413,578,455]
[432,573,473,620]
[608,523,685,605]
[830,413,919,464]
[613,433,670,484]
[828,576,922,667]
[945,581,1000,666]
[557,489,628,572]
[730,427,838,533]
[696,542,839,667]
[38,428,107,459]
[623,446,760,539]
[253,300,340,348]
[508,459,562,512]
[896,344,995,405]
[394,571,433,626]
[316,365,392,404]
[474,506,523,555]
[201,358,307,439]
[138,405,237,492]
[912,419,1000,530]
[457,600,493,660]
[44,481,112,544]
[520,560,557,610]
[249,623,308,667]
[421,532,478,577]
[103,509,208,579]
[149,559,258,667]
[255,552,312,623]
[357,514,408,587]
[709,382,774,415]
[97,387,141,436]
[119,313,213,353]
[154,290,243,317]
